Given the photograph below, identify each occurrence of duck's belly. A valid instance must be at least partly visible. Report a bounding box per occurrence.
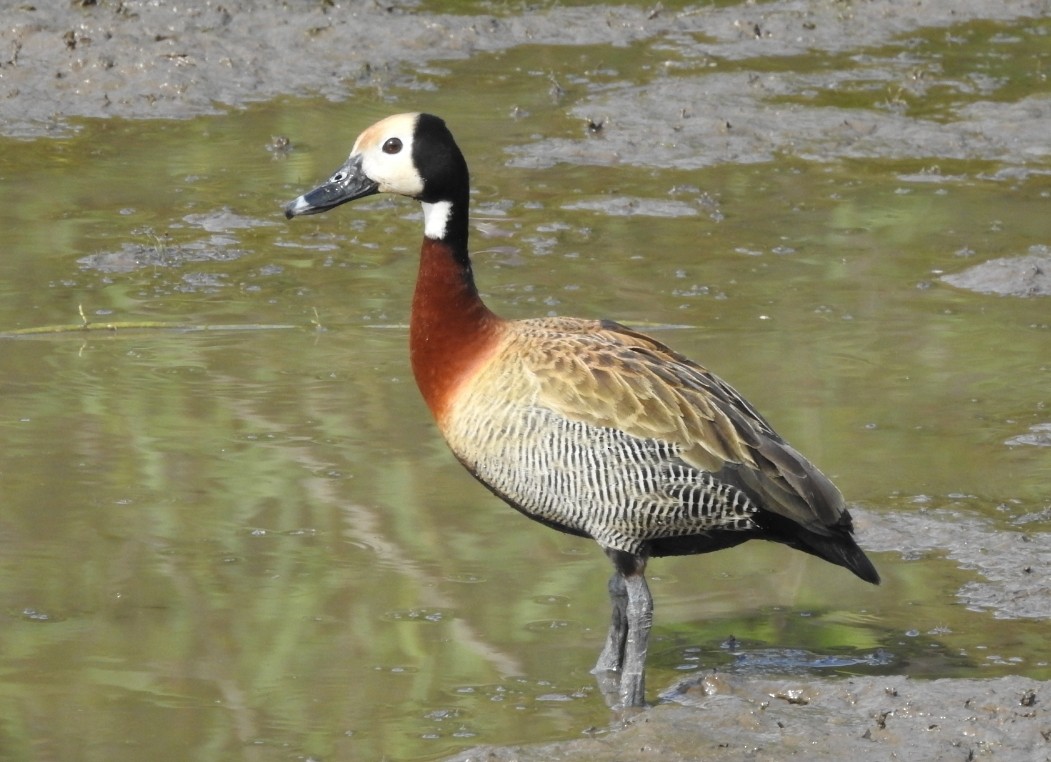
[440,390,757,555]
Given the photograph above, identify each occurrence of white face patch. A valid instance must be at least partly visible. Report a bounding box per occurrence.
[422,200,452,240]
[352,113,425,198]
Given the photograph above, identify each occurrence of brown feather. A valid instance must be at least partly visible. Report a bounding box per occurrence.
[446,316,852,543]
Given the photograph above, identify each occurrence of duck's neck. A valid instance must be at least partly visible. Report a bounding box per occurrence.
[410,200,500,422]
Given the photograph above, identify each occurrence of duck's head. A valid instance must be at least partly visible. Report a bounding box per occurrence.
[284,112,468,240]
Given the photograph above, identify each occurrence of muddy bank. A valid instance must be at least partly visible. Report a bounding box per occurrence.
[2,0,1049,152]
[447,673,1051,761]
[942,249,1051,297]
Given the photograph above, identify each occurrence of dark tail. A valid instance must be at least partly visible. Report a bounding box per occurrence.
[794,521,880,585]
[762,510,881,585]
[808,533,881,584]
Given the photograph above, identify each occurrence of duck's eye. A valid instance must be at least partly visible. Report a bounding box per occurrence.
[382,137,403,154]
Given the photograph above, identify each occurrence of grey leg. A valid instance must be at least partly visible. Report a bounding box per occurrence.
[618,571,652,708]
[593,549,653,708]
[593,571,628,673]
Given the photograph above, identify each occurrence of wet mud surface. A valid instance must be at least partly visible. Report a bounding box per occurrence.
[942,249,1051,297]
[4,1,1050,759]
[448,673,1051,761]
[4,0,1050,156]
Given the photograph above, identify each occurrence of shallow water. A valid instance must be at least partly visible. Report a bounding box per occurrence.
[1,6,1050,761]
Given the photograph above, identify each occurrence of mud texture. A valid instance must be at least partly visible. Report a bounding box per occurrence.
[942,249,1051,298]
[4,1,1050,760]
[448,674,1051,761]
[2,0,1049,151]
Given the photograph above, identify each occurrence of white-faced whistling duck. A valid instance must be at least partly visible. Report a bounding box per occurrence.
[285,112,880,709]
